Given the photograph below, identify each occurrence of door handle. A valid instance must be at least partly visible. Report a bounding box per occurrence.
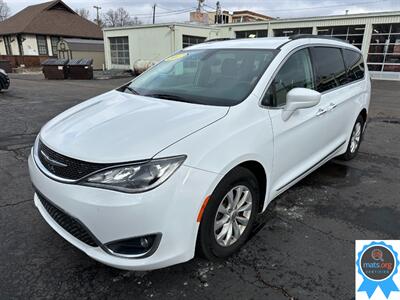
[316,108,327,116]
[327,103,337,111]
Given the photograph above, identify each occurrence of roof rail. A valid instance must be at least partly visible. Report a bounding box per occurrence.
[204,38,235,43]
[289,34,349,43]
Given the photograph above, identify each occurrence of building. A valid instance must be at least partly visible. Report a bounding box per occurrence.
[0,0,103,68]
[57,39,105,70]
[103,10,400,79]
[190,9,272,25]
[104,23,219,71]
[231,11,272,23]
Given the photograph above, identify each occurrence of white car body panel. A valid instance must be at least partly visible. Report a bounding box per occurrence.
[40,90,228,163]
[28,37,371,270]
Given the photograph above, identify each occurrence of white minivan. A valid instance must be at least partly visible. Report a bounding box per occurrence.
[29,36,370,270]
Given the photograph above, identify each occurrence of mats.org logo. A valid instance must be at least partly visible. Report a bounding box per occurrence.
[356,240,400,300]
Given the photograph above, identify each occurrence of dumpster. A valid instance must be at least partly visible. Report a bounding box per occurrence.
[41,58,68,79]
[67,58,94,80]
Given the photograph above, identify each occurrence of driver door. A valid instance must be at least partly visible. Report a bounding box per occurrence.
[263,48,336,196]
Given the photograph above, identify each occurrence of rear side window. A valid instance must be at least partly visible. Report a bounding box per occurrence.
[342,49,365,82]
[311,47,347,93]
[262,48,314,107]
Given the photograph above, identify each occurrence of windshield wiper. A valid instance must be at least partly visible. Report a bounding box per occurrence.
[145,93,187,102]
[122,85,141,95]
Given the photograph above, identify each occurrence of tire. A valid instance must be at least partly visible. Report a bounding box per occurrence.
[197,166,260,260]
[340,115,364,161]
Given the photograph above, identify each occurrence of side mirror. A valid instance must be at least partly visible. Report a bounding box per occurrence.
[282,88,321,121]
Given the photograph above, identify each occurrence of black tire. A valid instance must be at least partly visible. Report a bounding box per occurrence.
[340,115,365,161]
[197,166,260,260]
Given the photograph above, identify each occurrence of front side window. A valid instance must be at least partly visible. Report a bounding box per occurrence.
[182,35,206,48]
[37,35,48,55]
[124,49,277,106]
[110,37,130,65]
[310,47,347,92]
[262,48,314,107]
[343,49,365,82]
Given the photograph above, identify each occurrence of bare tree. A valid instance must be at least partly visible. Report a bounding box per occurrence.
[103,8,133,27]
[75,8,90,19]
[132,16,142,25]
[0,0,10,22]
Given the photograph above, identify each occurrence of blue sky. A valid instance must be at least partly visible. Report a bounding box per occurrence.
[6,0,400,23]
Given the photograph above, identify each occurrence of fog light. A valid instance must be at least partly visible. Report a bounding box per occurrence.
[104,234,161,257]
[140,237,150,248]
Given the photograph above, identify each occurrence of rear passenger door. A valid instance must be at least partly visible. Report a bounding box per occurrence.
[310,47,365,148]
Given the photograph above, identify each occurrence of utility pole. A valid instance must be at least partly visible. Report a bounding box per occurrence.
[152,4,157,24]
[93,5,102,26]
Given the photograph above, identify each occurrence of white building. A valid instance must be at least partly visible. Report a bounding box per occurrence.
[103,11,400,80]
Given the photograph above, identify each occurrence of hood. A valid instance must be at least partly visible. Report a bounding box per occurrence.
[40,90,229,163]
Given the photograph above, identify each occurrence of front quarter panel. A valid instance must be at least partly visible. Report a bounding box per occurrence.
[155,94,274,210]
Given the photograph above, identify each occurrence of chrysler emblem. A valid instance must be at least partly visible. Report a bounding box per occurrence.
[40,150,68,168]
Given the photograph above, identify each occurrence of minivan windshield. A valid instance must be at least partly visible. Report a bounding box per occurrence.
[123,49,278,106]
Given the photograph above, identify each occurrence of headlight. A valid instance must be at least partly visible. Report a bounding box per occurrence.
[82,156,186,193]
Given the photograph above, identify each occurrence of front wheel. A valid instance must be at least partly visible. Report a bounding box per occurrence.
[197,167,259,260]
[340,115,364,161]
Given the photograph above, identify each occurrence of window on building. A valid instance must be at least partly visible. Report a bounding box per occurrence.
[109,36,130,65]
[310,47,347,92]
[37,35,48,55]
[262,49,314,107]
[368,23,400,72]
[4,36,12,55]
[235,30,268,39]
[317,25,365,49]
[343,49,365,82]
[50,37,60,56]
[182,35,206,48]
[273,27,312,37]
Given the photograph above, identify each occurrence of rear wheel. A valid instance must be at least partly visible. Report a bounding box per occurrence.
[341,115,364,161]
[197,167,259,260]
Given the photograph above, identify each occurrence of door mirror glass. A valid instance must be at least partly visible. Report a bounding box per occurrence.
[282,88,321,121]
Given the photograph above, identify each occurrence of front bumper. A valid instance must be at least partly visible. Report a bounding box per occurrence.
[28,153,221,270]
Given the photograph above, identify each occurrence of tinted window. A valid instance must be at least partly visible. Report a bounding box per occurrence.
[262,49,314,107]
[343,49,365,82]
[126,49,277,106]
[311,47,347,92]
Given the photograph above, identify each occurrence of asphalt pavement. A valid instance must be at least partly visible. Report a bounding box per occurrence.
[0,74,399,299]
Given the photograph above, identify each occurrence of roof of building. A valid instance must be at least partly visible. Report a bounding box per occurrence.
[0,0,103,39]
[232,10,273,20]
[61,38,104,52]
[216,10,400,27]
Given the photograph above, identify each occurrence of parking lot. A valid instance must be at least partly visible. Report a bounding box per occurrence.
[0,74,399,299]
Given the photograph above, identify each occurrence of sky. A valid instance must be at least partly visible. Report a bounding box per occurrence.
[5,0,400,23]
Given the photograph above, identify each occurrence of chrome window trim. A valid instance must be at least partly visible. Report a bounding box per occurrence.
[258,43,365,110]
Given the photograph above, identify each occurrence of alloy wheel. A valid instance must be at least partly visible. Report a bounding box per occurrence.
[350,122,362,153]
[213,185,253,247]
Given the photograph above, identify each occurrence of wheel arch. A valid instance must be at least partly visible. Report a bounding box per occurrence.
[360,108,367,123]
[236,160,268,213]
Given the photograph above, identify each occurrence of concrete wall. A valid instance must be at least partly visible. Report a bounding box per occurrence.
[103,24,220,70]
